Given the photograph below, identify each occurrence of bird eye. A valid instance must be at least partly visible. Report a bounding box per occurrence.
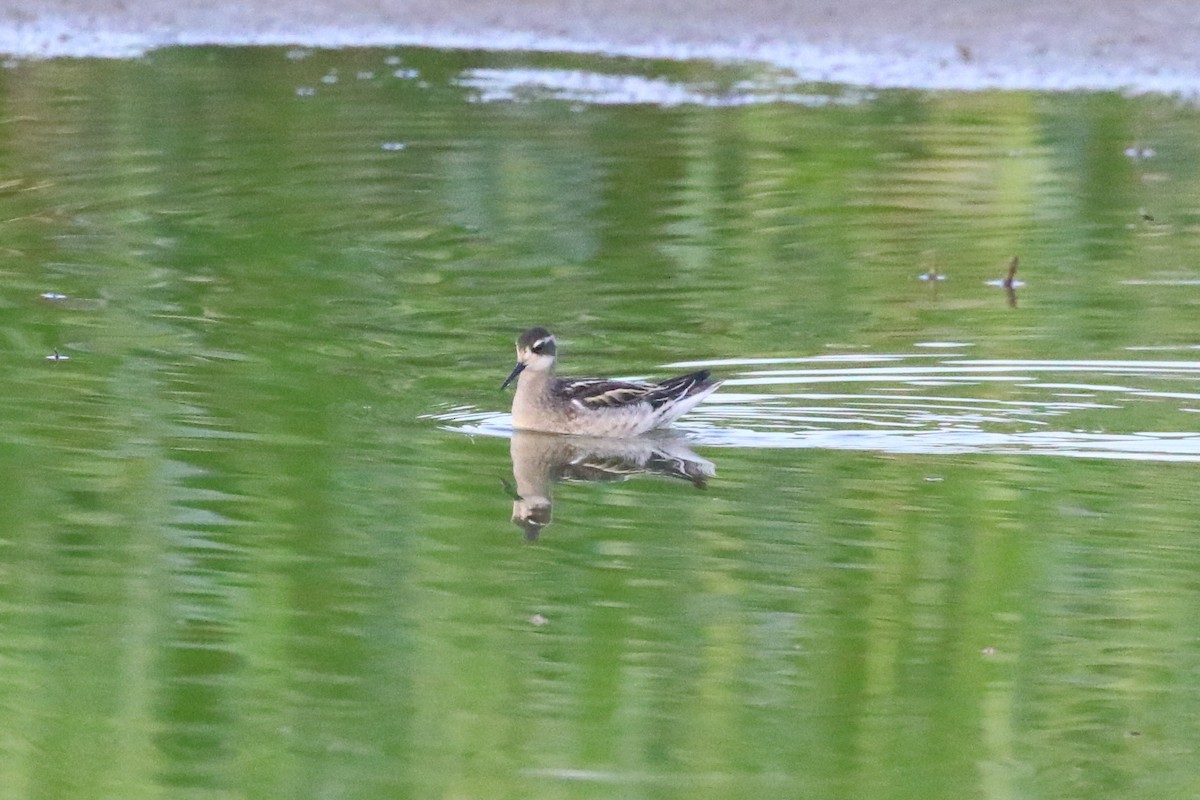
[532,339,550,354]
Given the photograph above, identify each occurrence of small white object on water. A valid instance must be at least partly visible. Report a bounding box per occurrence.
[40,292,67,300]
[46,351,69,361]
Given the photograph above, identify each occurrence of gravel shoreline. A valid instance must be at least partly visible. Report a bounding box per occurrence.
[3,0,1200,94]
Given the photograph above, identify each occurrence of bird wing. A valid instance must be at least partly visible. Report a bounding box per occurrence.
[639,371,712,408]
[557,370,712,410]
[558,378,653,409]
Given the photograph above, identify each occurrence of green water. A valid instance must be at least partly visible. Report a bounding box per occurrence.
[2,46,1199,799]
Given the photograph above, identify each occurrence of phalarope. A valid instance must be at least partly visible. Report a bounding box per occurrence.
[501,327,722,436]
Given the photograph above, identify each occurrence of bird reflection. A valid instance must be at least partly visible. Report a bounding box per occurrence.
[505,430,716,539]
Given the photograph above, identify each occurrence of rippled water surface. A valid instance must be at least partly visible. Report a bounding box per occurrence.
[3,46,1200,799]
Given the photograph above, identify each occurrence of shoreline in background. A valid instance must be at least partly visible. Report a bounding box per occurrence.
[2,0,1200,95]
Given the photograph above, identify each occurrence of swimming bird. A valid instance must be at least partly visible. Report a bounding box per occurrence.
[501,327,721,436]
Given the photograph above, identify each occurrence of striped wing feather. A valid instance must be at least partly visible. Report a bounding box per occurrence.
[558,370,712,410]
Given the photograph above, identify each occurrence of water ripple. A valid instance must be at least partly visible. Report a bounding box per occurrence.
[434,356,1200,462]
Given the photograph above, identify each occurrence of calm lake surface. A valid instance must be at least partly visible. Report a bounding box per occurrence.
[2,45,1199,799]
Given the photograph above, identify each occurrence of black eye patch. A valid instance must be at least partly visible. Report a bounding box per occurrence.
[531,338,554,355]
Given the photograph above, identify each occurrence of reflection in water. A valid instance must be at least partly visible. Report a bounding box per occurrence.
[5,44,1200,800]
[507,431,715,539]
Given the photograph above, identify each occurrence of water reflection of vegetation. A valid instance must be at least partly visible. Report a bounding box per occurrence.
[0,46,1198,799]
